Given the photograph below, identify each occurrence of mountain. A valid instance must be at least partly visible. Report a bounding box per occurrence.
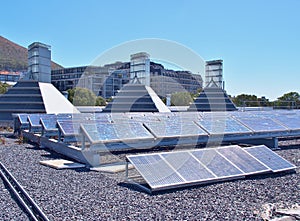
[0,36,63,71]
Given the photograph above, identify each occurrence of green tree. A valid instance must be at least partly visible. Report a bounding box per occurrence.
[0,82,10,94]
[95,96,107,106]
[276,91,300,108]
[232,94,259,107]
[106,97,113,103]
[67,87,97,106]
[171,92,193,106]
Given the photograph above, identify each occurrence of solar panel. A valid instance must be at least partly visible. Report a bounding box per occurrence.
[196,116,252,135]
[144,120,207,138]
[109,113,131,123]
[191,149,244,177]
[18,114,29,124]
[127,145,296,192]
[81,122,154,143]
[271,115,300,130]
[234,116,288,132]
[13,114,30,134]
[27,114,45,132]
[126,112,160,122]
[40,115,57,130]
[94,113,114,123]
[161,152,216,182]
[28,114,44,127]
[128,154,184,188]
[244,145,297,172]
[57,120,81,136]
[72,113,95,121]
[57,113,73,121]
[216,146,271,174]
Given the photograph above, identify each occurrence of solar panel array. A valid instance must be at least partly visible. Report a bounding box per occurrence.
[14,110,300,146]
[127,145,296,192]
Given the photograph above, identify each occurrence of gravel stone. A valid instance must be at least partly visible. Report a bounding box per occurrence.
[0,136,299,220]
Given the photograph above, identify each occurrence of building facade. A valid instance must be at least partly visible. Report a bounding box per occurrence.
[130,52,150,86]
[150,62,202,97]
[51,62,130,97]
[51,55,203,98]
[28,42,51,83]
[0,71,21,83]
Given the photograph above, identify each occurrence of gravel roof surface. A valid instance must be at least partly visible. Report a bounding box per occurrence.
[0,136,299,220]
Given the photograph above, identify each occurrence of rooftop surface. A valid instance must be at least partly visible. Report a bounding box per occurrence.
[0,136,299,220]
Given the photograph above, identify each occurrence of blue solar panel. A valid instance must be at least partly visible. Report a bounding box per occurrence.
[112,122,153,140]
[128,154,184,188]
[126,113,160,122]
[191,149,244,177]
[109,113,132,123]
[28,114,44,127]
[271,115,300,130]
[196,116,251,134]
[161,152,215,181]
[40,115,57,131]
[245,145,297,172]
[144,120,206,138]
[217,146,271,174]
[81,122,154,143]
[94,113,114,123]
[18,114,29,124]
[57,120,81,136]
[127,145,296,192]
[81,123,115,141]
[234,116,288,132]
[57,113,73,121]
[70,113,95,122]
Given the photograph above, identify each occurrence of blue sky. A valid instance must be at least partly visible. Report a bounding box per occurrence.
[1,0,299,100]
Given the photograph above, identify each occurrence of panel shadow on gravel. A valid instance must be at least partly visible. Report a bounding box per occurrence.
[245,170,297,181]
[118,179,243,195]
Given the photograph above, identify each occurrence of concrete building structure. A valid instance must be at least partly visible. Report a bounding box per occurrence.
[130,52,150,86]
[0,42,78,121]
[188,60,237,112]
[205,60,223,88]
[27,42,52,83]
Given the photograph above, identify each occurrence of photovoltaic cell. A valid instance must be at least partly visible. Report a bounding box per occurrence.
[28,114,44,127]
[271,115,300,130]
[191,149,244,177]
[144,120,206,138]
[57,120,81,136]
[57,113,73,121]
[110,122,153,140]
[161,152,215,182]
[18,114,29,124]
[217,146,271,174]
[196,117,251,135]
[82,122,154,143]
[126,113,160,123]
[128,154,184,188]
[234,116,288,132]
[245,145,297,172]
[127,145,296,192]
[40,115,57,130]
